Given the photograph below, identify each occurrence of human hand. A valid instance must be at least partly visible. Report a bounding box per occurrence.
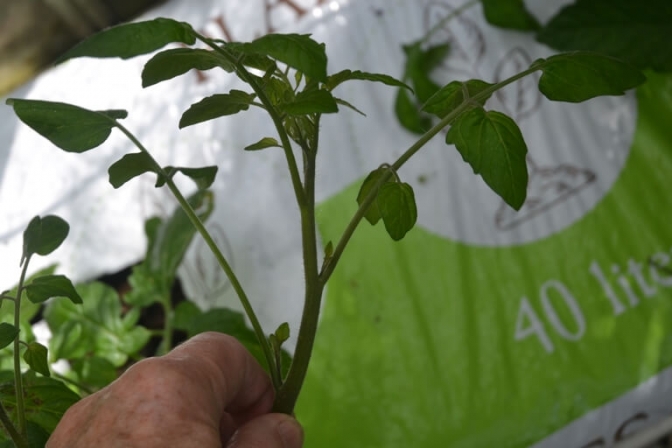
[47,332,303,448]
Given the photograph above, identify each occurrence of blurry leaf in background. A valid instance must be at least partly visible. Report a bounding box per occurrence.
[537,0,672,72]
[174,302,292,376]
[481,0,540,31]
[21,215,69,264]
[126,191,214,308]
[44,282,150,367]
[0,371,79,438]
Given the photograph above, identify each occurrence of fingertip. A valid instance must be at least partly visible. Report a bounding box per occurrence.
[226,414,303,448]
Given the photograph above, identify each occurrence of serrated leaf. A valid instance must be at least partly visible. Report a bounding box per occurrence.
[25,275,82,304]
[325,69,412,92]
[240,34,328,82]
[446,108,528,209]
[0,323,19,350]
[377,182,418,241]
[179,90,256,128]
[108,152,159,189]
[357,168,394,225]
[423,79,493,118]
[535,52,646,103]
[142,48,234,88]
[245,137,281,151]
[537,0,672,72]
[7,99,118,153]
[0,373,80,435]
[44,282,150,366]
[281,89,338,115]
[481,0,540,31]
[22,215,69,264]
[275,322,290,344]
[23,342,50,377]
[57,18,196,63]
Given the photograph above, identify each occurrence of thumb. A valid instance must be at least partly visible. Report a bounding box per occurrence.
[226,414,303,448]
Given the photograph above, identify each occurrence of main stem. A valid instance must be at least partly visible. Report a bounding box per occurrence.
[13,258,30,439]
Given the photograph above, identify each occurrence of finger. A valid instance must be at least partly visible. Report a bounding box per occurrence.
[226,414,304,448]
[165,332,275,421]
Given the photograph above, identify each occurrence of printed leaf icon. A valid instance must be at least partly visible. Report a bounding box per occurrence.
[0,323,19,349]
[108,152,160,188]
[377,182,418,241]
[180,90,256,128]
[423,80,493,118]
[535,52,646,103]
[22,215,69,264]
[57,18,196,62]
[481,0,540,31]
[537,0,672,72]
[6,99,120,153]
[25,275,83,304]
[23,342,50,377]
[142,48,234,87]
[446,108,528,210]
[241,34,328,82]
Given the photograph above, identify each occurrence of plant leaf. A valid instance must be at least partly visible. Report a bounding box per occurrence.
[57,18,196,62]
[395,88,432,134]
[537,0,672,72]
[25,275,82,304]
[173,303,292,376]
[275,322,290,344]
[334,97,366,116]
[142,48,234,88]
[357,168,394,225]
[245,137,281,151]
[446,108,528,210]
[98,109,128,120]
[402,42,449,102]
[6,99,119,153]
[0,323,19,350]
[240,34,328,82]
[281,89,338,115]
[423,79,493,118]
[45,282,151,367]
[157,166,218,190]
[108,152,159,189]
[179,90,256,128]
[325,69,412,92]
[481,0,540,31]
[535,52,646,103]
[0,373,80,435]
[377,182,418,241]
[22,215,69,264]
[126,192,214,307]
[23,342,50,377]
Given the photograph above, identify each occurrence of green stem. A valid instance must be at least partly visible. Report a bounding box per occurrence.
[420,0,480,45]
[273,126,322,414]
[194,32,307,209]
[321,66,540,283]
[112,122,281,389]
[0,401,27,448]
[13,257,30,438]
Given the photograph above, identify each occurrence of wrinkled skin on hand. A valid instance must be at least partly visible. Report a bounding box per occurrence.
[47,332,303,448]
